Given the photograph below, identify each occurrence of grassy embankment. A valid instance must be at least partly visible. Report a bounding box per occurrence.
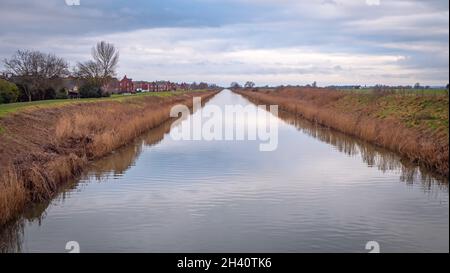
[0,90,218,226]
[235,87,449,177]
[0,91,189,118]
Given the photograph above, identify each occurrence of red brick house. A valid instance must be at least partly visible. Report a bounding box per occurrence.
[151,81,177,92]
[178,82,189,90]
[149,82,157,92]
[119,75,134,93]
[133,81,150,92]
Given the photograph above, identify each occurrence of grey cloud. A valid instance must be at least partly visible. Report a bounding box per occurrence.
[0,0,448,86]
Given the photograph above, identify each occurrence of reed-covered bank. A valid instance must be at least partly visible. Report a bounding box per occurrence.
[234,87,449,177]
[0,90,218,226]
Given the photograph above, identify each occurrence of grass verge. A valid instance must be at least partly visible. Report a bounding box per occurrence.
[0,90,211,118]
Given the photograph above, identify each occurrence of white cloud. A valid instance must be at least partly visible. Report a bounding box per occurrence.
[63,26,441,86]
[366,0,381,6]
[0,0,448,86]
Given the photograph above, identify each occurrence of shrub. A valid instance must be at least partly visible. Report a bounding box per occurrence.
[0,79,20,104]
[79,83,103,98]
[56,88,69,99]
[44,87,57,100]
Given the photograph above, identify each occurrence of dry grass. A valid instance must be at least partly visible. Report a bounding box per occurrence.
[0,166,26,226]
[0,91,218,226]
[235,87,448,177]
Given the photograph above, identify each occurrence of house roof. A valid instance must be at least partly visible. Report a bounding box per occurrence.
[121,75,132,81]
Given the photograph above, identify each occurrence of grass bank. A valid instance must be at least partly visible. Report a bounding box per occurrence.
[0,90,208,118]
[234,87,449,177]
[0,90,219,226]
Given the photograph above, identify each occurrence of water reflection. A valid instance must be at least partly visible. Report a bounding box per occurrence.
[276,109,448,188]
[0,118,177,253]
[88,119,175,180]
[0,90,448,253]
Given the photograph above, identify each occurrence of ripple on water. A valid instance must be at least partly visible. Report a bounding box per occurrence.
[1,90,448,253]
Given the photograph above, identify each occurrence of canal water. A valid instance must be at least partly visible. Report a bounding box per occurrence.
[1,90,448,253]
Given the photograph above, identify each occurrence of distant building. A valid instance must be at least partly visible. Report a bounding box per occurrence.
[59,77,83,99]
[133,81,150,92]
[177,82,190,90]
[118,77,191,93]
[103,78,120,94]
[119,75,134,93]
[147,81,176,92]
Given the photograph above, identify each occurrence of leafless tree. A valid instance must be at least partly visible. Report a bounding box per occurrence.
[3,50,69,101]
[230,82,241,89]
[76,41,119,87]
[93,41,119,80]
[198,82,209,89]
[244,81,255,89]
[75,60,103,85]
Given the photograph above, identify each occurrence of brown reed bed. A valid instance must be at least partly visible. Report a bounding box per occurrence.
[0,91,218,226]
[234,87,449,177]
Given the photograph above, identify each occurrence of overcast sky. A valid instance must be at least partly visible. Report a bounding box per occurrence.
[0,0,448,86]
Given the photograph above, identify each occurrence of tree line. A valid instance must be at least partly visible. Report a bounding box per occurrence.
[0,41,119,104]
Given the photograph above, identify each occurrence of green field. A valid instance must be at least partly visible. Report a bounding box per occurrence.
[335,92,449,134]
[338,87,449,96]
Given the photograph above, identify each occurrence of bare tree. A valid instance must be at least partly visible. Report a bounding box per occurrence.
[3,50,69,101]
[92,41,119,80]
[75,60,103,85]
[76,41,119,87]
[198,82,209,89]
[230,82,241,89]
[3,50,36,101]
[244,81,255,89]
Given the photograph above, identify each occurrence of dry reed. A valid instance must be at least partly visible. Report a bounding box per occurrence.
[235,88,448,177]
[0,91,218,225]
